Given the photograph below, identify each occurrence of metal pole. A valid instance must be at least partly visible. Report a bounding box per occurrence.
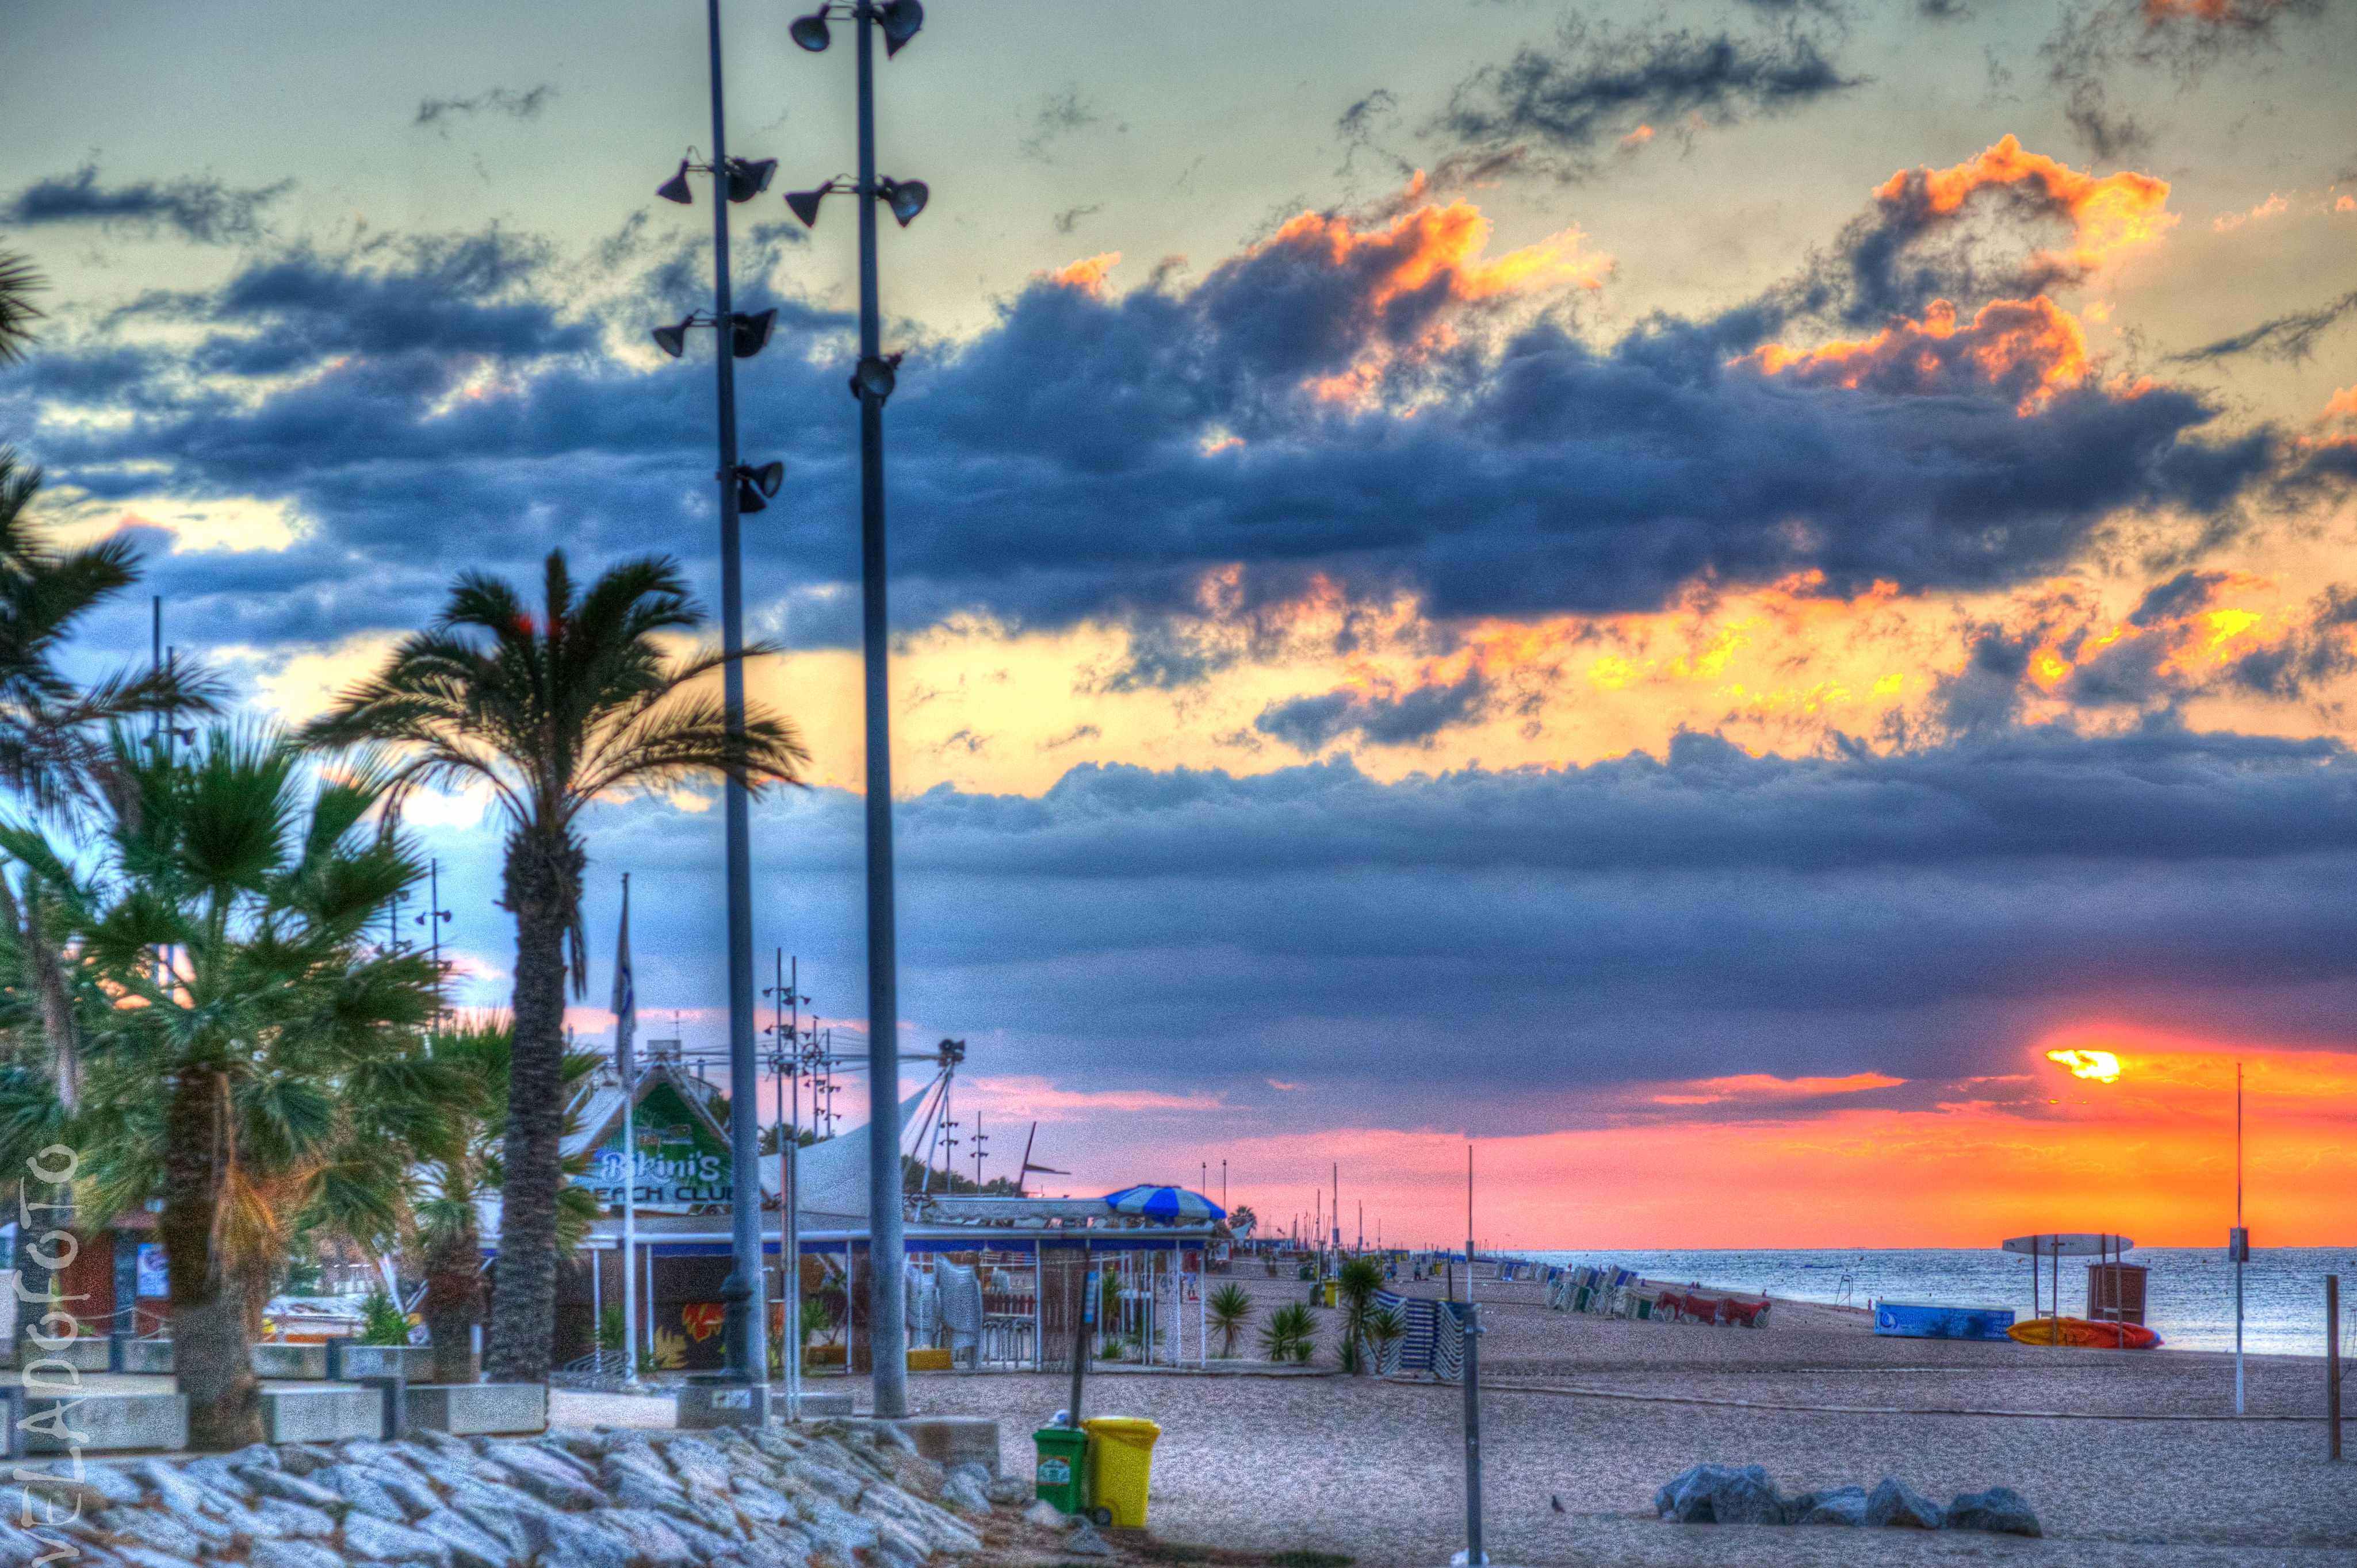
[854,0,909,1421]
[2329,1274,2342,1460]
[696,0,764,1393]
[1069,1260,1096,1425]
[1463,1141,1483,1567]
[2236,1060,2245,1415]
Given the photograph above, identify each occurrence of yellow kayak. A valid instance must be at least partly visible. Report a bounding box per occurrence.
[2007,1316,2161,1350]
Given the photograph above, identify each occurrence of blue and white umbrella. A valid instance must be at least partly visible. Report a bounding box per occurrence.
[1103,1185,1226,1224]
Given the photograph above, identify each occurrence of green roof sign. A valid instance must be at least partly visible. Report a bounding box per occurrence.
[577,1080,734,1212]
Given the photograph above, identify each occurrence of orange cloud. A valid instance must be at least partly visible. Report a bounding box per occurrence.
[1618,124,1656,151]
[964,1073,1223,1121]
[1204,1036,2357,1249]
[1262,187,1610,313]
[2212,192,2289,232]
[1048,252,1122,296]
[1651,1072,1906,1107]
[1878,135,2175,279]
[2324,386,2357,421]
[1742,296,2091,415]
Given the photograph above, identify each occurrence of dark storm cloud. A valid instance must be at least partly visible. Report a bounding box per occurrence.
[413,85,557,132]
[0,206,2279,655]
[2040,0,2328,160]
[2176,288,2357,365]
[1253,669,1492,752]
[3,163,292,246]
[1435,14,1861,178]
[551,724,2357,1118]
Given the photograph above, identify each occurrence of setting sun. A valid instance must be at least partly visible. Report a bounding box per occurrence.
[2046,1047,2122,1082]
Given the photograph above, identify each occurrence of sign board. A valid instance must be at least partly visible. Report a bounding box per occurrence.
[2000,1233,2132,1258]
[575,1081,735,1212]
[136,1242,170,1298]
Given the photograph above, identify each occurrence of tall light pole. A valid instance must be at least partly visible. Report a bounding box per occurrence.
[786,0,927,1421]
[649,0,786,1412]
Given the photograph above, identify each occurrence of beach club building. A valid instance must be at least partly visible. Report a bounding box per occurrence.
[517,1063,1220,1373]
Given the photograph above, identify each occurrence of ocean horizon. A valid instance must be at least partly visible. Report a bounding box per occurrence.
[1514,1246,2357,1358]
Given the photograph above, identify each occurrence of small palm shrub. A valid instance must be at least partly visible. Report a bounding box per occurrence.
[357,1290,413,1346]
[1261,1302,1317,1363]
[1208,1283,1254,1357]
[1363,1304,1406,1374]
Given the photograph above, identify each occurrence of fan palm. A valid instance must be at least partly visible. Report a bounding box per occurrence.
[303,551,806,1380]
[0,240,39,366]
[1207,1281,1253,1358]
[2,726,454,1449]
[412,1015,603,1384]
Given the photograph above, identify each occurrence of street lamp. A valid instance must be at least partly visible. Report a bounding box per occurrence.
[785,0,928,1423]
[648,0,781,1421]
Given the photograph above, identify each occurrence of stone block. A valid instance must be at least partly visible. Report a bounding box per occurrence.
[332,1344,437,1383]
[124,1340,175,1374]
[17,1337,111,1372]
[405,1382,546,1436]
[892,1416,1001,1477]
[21,1391,188,1453]
[261,1385,387,1445]
[676,1379,768,1430]
[252,1343,329,1380]
[790,1391,856,1419]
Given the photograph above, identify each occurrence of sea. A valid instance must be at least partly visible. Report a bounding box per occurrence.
[1515,1247,2357,1358]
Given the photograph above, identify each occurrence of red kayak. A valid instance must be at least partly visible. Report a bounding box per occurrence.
[2007,1316,2162,1350]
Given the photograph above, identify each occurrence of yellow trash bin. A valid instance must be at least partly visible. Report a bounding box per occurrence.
[1081,1417,1161,1527]
[1321,1279,1338,1308]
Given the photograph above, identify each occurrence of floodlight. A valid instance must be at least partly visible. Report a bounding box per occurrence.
[790,12,831,51]
[730,308,778,359]
[785,187,828,228]
[878,178,928,227]
[726,158,777,203]
[878,0,923,55]
[652,319,694,358]
[850,353,899,402]
[734,460,783,512]
[657,160,695,205]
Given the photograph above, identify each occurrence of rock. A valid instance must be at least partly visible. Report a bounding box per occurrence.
[602,1454,683,1498]
[938,1471,990,1516]
[725,1481,795,1527]
[450,1504,530,1559]
[319,1466,412,1525]
[240,1469,346,1513]
[277,1446,340,1478]
[251,1539,349,1568]
[234,1444,284,1472]
[340,1511,454,1567]
[1790,1486,1868,1526]
[657,1437,737,1497]
[131,1460,228,1521]
[108,1546,201,1568]
[1654,1464,1788,1525]
[182,1459,255,1502]
[412,1511,515,1568]
[97,1509,206,1561]
[985,1475,1030,1508]
[513,1511,633,1568]
[1062,1521,1115,1558]
[783,1461,864,1508]
[364,1469,446,1523]
[1865,1478,1945,1529]
[598,1510,697,1568]
[1022,1500,1074,1532]
[1945,1487,2041,1538]
[33,1464,141,1506]
[251,1498,340,1539]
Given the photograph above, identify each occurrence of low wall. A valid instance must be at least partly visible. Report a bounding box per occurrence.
[259,1384,387,1444]
[18,1391,186,1454]
[405,1382,544,1436]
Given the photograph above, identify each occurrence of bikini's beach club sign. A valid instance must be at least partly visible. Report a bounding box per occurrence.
[579,1081,734,1211]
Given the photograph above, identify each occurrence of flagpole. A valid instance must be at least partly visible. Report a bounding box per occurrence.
[615,874,641,1390]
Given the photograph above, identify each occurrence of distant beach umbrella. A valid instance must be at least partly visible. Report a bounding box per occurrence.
[1103,1185,1226,1224]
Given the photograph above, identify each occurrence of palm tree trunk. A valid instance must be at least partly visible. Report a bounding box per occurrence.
[0,874,80,1111]
[422,1218,483,1385]
[485,826,581,1384]
[162,1068,261,1450]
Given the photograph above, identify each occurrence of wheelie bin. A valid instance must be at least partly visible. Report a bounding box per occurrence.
[1081,1417,1161,1527]
[1032,1426,1091,1516]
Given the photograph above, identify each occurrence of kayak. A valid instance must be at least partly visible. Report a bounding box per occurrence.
[2007,1316,2163,1350]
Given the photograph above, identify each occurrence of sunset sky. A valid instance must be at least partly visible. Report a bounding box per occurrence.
[4,0,2355,1249]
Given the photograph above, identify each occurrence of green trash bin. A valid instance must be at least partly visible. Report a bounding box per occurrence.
[1033,1427,1091,1516]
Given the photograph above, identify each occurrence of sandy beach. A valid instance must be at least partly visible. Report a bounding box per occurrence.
[618,1271,2356,1568]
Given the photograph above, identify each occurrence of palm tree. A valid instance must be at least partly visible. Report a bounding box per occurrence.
[1207,1281,1254,1358]
[303,551,807,1381]
[0,240,39,366]
[1336,1254,1386,1374]
[412,1016,603,1384]
[3,727,451,1448]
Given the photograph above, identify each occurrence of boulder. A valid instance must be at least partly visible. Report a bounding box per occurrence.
[1789,1486,1868,1526]
[1022,1500,1073,1531]
[984,1476,1031,1508]
[340,1511,454,1567]
[1945,1487,2041,1538]
[1062,1521,1115,1558]
[937,1471,990,1516]
[1654,1464,1789,1525]
[1865,1477,1945,1529]
[249,1539,346,1568]
[318,1466,411,1525]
